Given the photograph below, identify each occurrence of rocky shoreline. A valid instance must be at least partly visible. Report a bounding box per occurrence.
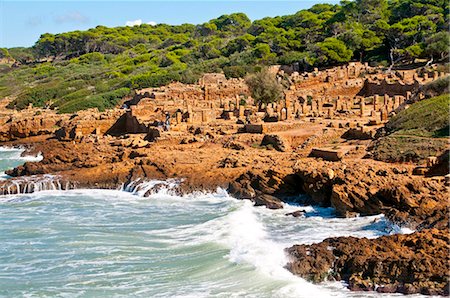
[1,128,448,295]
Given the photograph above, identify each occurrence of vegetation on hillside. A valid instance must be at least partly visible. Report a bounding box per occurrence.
[419,75,450,98]
[386,94,449,137]
[0,0,449,113]
[371,94,450,162]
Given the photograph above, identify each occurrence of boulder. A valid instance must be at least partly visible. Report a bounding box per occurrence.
[252,193,283,209]
[144,128,161,142]
[261,134,290,152]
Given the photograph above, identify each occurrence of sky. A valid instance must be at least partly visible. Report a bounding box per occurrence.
[0,0,338,48]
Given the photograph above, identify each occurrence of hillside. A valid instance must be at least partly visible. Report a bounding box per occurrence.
[370,93,450,162]
[386,93,449,137]
[1,0,449,113]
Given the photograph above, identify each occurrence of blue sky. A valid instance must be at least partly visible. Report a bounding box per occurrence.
[0,0,338,48]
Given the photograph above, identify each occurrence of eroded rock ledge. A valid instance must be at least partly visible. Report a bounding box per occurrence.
[286,229,449,296]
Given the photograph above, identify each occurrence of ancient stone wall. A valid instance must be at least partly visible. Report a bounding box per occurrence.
[358,79,420,97]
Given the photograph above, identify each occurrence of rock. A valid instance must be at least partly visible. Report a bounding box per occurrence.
[293,159,448,227]
[376,284,398,293]
[218,156,246,168]
[252,194,283,209]
[375,169,387,176]
[285,210,305,217]
[228,181,256,199]
[310,148,346,161]
[193,127,204,135]
[286,229,449,296]
[144,128,161,142]
[326,169,335,179]
[224,141,245,151]
[392,167,408,174]
[261,134,290,152]
[181,137,198,144]
[412,167,428,175]
[129,150,147,159]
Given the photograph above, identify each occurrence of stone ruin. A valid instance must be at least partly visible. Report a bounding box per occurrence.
[116,63,448,136]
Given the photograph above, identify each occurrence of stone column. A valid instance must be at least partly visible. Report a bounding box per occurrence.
[287,108,293,120]
[336,96,342,111]
[317,99,322,114]
[238,105,245,118]
[394,96,400,109]
[380,107,388,121]
[202,110,208,123]
[406,91,412,101]
[360,98,365,117]
[373,95,379,111]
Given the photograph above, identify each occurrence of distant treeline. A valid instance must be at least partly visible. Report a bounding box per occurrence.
[1,0,448,113]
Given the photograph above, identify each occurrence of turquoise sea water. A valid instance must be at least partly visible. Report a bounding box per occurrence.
[0,147,42,181]
[0,147,412,297]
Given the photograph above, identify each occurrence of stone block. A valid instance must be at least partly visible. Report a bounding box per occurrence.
[310,148,345,161]
[245,124,266,134]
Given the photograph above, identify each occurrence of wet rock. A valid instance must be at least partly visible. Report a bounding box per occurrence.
[376,284,398,293]
[286,229,450,296]
[293,159,448,227]
[285,210,305,217]
[228,181,256,199]
[252,193,283,209]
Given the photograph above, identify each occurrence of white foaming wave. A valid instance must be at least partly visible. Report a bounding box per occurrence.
[0,171,9,181]
[0,146,43,162]
[19,153,43,162]
[124,178,179,197]
[3,183,235,207]
[387,224,415,235]
[0,146,22,152]
[220,200,337,298]
[124,178,236,205]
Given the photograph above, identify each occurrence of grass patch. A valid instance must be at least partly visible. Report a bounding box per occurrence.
[371,94,450,162]
[386,94,450,137]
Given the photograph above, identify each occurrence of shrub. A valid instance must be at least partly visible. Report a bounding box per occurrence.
[77,52,106,64]
[58,87,130,113]
[129,72,181,89]
[245,68,284,105]
[421,76,450,98]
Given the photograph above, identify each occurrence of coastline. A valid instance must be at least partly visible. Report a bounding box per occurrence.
[0,127,448,295]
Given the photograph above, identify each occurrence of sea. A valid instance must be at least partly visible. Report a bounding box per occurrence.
[0,146,417,297]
